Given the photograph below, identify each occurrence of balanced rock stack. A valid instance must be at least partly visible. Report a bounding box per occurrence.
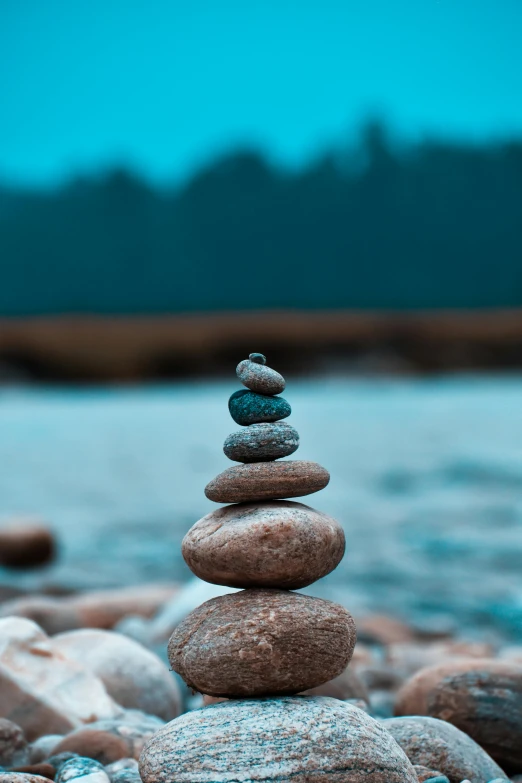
[140,355,418,783]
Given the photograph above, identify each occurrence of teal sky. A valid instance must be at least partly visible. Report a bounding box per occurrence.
[1,0,522,187]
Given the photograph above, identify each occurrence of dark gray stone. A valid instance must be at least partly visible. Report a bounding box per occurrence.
[223,422,299,462]
[228,390,291,425]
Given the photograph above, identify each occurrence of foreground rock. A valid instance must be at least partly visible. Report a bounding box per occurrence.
[139,697,418,783]
[0,617,121,740]
[228,390,291,425]
[55,757,110,783]
[205,460,330,503]
[236,358,286,395]
[223,422,299,463]
[0,776,54,783]
[0,585,178,635]
[384,716,506,783]
[182,501,344,589]
[53,629,181,721]
[0,719,28,767]
[53,716,162,764]
[394,659,522,771]
[0,522,55,569]
[168,590,355,697]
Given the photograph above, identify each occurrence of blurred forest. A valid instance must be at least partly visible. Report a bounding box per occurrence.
[2,123,522,316]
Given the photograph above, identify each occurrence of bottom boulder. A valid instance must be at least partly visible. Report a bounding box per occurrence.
[139,696,418,783]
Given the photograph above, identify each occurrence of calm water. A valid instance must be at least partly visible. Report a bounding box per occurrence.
[1,377,522,641]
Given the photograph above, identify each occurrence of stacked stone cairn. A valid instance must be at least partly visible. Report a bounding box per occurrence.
[140,355,419,783]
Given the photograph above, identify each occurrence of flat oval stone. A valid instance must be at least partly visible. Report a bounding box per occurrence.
[236,359,285,395]
[228,389,290,425]
[205,460,330,503]
[182,501,345,589]
[394,659,522,772]
[384,716,506,783]
[139,697,418,783]
[223,422,299,463]
[168,590,356,697]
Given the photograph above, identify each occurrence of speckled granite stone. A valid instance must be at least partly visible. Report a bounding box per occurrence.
[394,660,522,772]
[168,590,355,697]
[384,716,506,783]
[223,422,299,463]
[236,359,286,395]
[182,500,345,589]
[139,697,418,783]
[55,758,109,783]
[205,460,330,503]
[228,390,291,425]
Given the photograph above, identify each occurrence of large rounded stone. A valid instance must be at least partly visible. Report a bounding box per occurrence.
[168,590,356,697]
[394,659,522,772]
[228,390,290,425]
[139,697,418,783]
[182,501,345,589]
[205,460,330,503]
[384,716,507,783]
[223,422,299,463]
[236,359,286,395]
[53,629,181,721]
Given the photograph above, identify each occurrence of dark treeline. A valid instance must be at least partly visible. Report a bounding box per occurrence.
[1,123,522,316]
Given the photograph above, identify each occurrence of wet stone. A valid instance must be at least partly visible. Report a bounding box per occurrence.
[223,422,299,463]
[205,460,330,503]
[228,390,290,426]
[236,359,286,395]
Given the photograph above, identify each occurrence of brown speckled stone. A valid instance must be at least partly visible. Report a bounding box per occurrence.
[53,717,162,764]
[236,359,285,395]
[182,501,345,589]
[139,696,418,783]
[394,659,522,772]
[168,590,356,697]
[384,716,506,783]
[205,460,330,503]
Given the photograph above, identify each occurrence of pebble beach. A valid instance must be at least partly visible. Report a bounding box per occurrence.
[1,367,522,782]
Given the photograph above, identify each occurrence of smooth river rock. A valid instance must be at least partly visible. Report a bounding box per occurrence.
[228,390,290,425]
[394,659,522,772]
[236,359,286,395]
[223,422,299,463]
[205,460,330,503]
[139,697,418,783]
[53,629,181,721]
[168,590,356,697]
[0,719,28,767]
[384,716,507,783]
[53,716,162,764]
[0,617,120,741]
[182,501,345,589]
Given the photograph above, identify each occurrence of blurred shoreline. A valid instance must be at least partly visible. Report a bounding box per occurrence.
[2,308,522,381]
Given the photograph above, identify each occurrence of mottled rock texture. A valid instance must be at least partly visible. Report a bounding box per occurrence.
[139,697,418,783]
[228,390,291,426]
[0,719,28,767]
[53,717,161,764]
[205,460,330,503]
[168,590,356,697]
[236,359,286,395]
[223,422,299,463]
[0,776,53,783]
[55,757,109,783]
[0,617,120,741]
[182,501,344,589]
[384,716,506,783]
[53,629,181,721]
[394,660,522,772]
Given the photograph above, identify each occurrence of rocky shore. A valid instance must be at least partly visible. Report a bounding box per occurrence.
[1,357,522,782]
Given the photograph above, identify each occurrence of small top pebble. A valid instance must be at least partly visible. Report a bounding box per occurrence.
[249,353,266,364]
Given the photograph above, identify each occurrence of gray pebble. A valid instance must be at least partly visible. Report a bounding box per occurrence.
[248,353,266,364]
[228,390,291,425]
[236,359,285,395]
[223,422,299,462]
